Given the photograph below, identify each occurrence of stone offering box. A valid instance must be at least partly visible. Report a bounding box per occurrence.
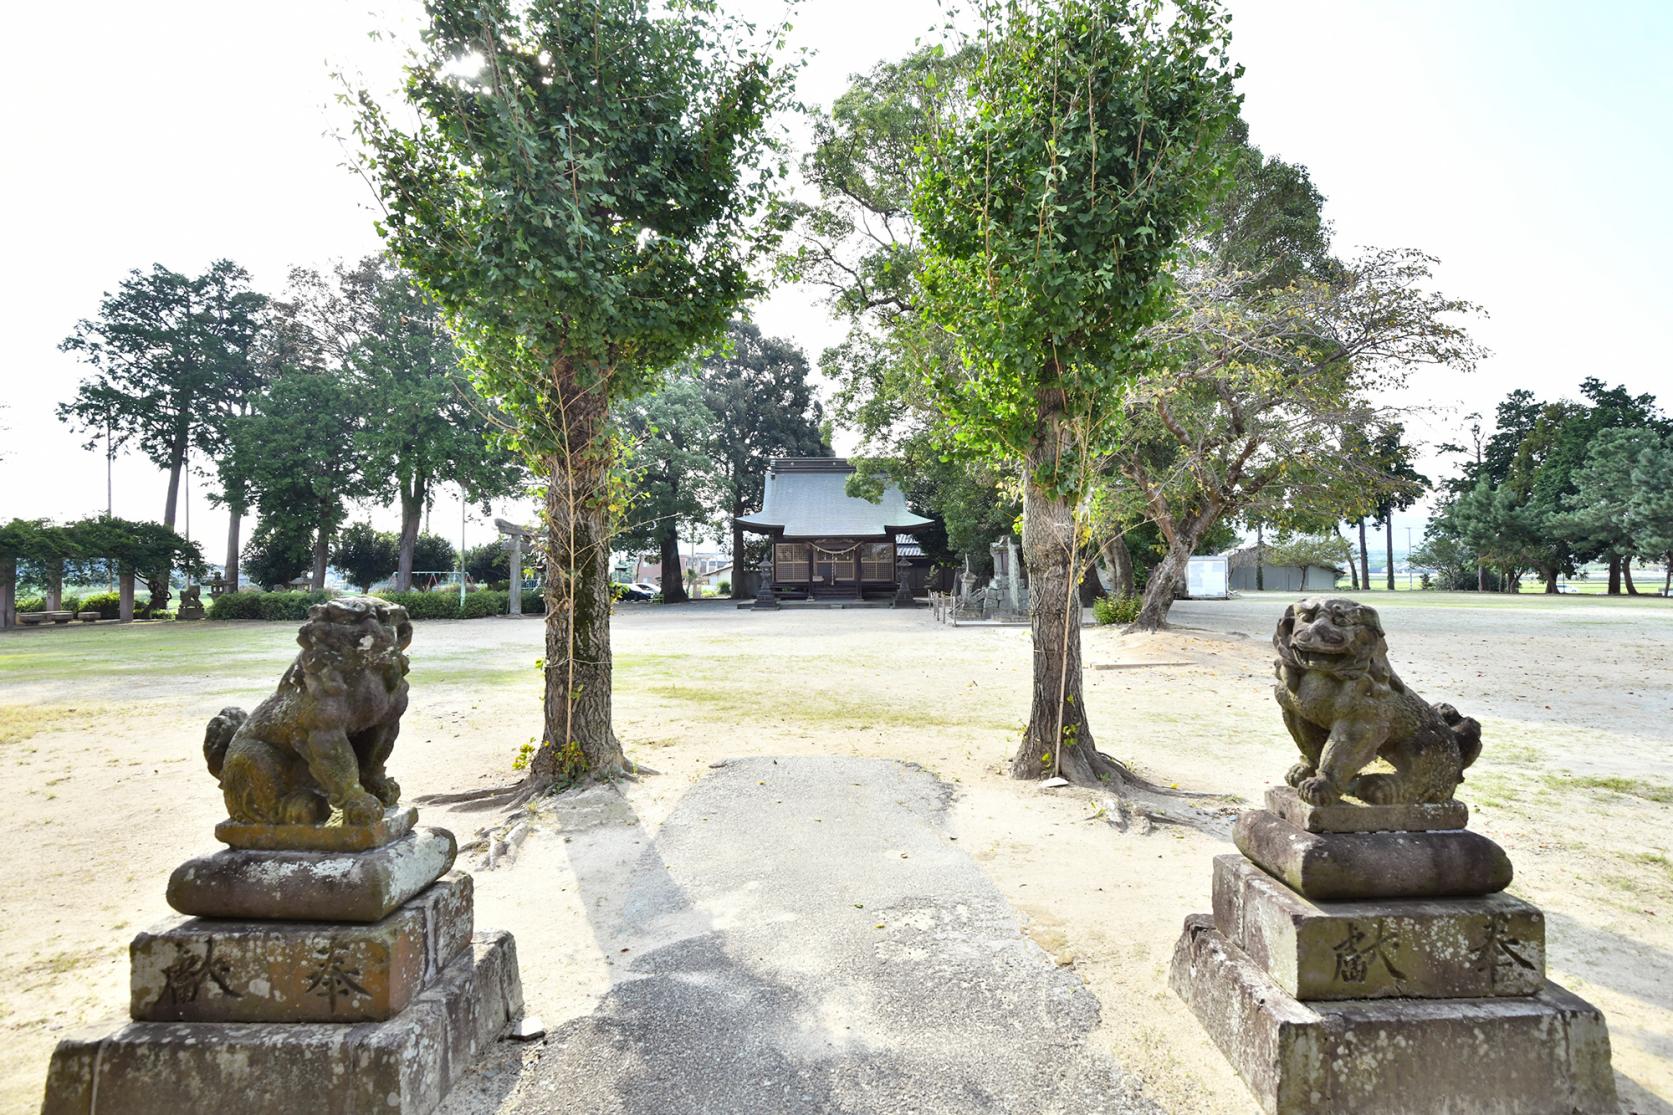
[41,808,522,1115]
[1171,787,1617,1114]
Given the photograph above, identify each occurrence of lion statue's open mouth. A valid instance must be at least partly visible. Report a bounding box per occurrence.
[1272,597,1481,806]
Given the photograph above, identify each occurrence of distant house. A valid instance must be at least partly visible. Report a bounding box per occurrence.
[736,457,934,601]
[1225,545,1340,593]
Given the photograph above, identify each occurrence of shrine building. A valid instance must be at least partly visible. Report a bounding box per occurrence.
[736,457,933,602]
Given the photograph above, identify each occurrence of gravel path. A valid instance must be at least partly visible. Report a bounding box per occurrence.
[441,756,1156,1114]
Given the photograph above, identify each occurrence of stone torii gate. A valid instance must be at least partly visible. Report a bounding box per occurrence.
[493,518,535,616]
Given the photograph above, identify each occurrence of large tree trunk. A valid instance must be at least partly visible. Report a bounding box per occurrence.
[1134,536,1192,632]
[731,507,747,599]
[1357,518,1371,591]
[1543,565,1559,594]
[1342,525,1360,590]
[396,490,423,591]
[311,520,330,590]
[225,509,242,593]
[163,438,186,530]
[1078,554,1107,605]
[1623,558,1639,595]
[0,556,16,630]
[1384,513,1396,591]
[1011,445,1099,783]
[1607,555,1622,595]
[45,564,63,611]
[659,523,689,604]
[527,381,628,790]
[1101,532,1134,597]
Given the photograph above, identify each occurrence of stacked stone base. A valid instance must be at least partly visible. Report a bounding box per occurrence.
[43,932,520,1115]
[41,815,522,1115]
[1172,788,1616,1115]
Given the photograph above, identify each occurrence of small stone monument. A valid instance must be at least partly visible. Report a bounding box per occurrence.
[1171,597,1615,1114]
[753,554,780,610]
[175,584,205,621]
[892,555,915,608]
[41,597,523,1115]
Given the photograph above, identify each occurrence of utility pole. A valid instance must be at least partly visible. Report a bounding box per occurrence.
[105,417,114,518]
[1405,525,1413,589]
[459,486,468,608]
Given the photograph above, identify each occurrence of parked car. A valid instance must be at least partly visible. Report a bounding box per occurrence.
[617,581,657,601]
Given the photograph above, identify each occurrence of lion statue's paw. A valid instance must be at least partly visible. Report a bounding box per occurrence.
[341,790,384,826]
[1285,762,1316,788]
[364,774,402,806]
[1296,775,1340,806]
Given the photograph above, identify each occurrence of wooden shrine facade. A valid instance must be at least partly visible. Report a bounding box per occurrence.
[736,458,934,602]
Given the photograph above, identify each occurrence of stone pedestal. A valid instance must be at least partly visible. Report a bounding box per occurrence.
[1171,789,1615,1114]
[42,819,522,1115]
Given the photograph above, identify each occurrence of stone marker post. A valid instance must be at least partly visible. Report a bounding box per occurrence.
[118,570,135,623]
[40,597,524,1115]
[892,555,915,608]
[754,554,780,610]
[1170,596,1615,1114]
[507,531,522,615]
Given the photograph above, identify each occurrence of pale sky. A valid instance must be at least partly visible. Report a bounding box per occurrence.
[2,1,1668,565]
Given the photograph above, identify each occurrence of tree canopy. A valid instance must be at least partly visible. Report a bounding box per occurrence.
[352,0,800,787]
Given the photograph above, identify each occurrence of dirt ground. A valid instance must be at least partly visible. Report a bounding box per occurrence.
[1,589,1669,1114]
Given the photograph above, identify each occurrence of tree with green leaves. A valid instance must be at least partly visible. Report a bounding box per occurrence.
[699,320,827,596]
[1560,427,1664,594]
[352,0,797,788]
[911,0,1241,783]
[616,372,723,605]
[59,261,266,592]
[1116,251,1474,629]
[1626,436,1673,594]
[334,256,523,589]
[330,522,400,592]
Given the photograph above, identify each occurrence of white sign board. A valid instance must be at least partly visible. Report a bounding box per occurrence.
[1186,555,1230,600]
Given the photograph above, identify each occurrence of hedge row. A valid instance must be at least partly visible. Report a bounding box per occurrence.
[208,589,543,621]
[15,592,131,619]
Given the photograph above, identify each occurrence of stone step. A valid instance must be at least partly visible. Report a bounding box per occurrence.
[1211,854,1543,1000]
[1234,808,1512,901]
[131,873,474,1024]
[1170,915,1616,1115]
[43,931,522,1115]
[167,826,457,923]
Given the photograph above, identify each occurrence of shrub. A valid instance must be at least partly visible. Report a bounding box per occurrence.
[1092,595,1140,626]
[79,592,123,619]
[16,596,45,614]
[208,590,334,621]
[717,580,730,596]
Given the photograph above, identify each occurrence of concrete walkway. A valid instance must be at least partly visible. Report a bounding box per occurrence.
[448,757,1154,1114]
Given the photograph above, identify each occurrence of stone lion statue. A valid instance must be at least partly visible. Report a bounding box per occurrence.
[202,596,412,825]
[1273,597,1481,806]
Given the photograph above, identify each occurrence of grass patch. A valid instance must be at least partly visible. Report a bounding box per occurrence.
[0,705,96,745]
[1544,773,1673,804]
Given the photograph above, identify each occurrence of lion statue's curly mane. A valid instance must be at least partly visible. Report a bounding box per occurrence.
[1273,597,1481,806]
[203,596,412,825]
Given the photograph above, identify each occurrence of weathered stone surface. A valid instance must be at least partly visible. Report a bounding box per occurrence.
[1273,598,1483,807]
[132,874,473,1023]
[1211,854,1543,1000]
[167,827,457,923]
[215,805,418,852]
[1170,916,1617,1115]
[203,596,412,827]
[1234,809,1512,900]
[1265,785,1467,833]
[42,931,522,1115]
